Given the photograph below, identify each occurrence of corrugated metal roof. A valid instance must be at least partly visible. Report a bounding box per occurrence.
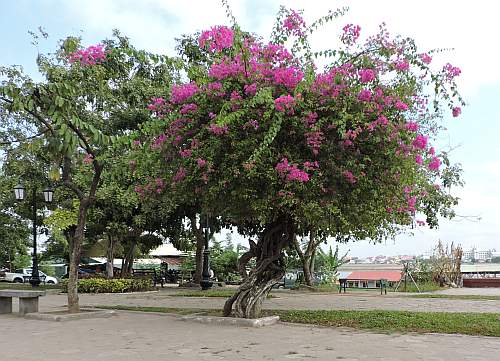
[461,264,500,273]
[347,271,402,282]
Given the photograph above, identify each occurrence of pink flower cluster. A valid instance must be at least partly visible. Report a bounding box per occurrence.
[358,89,372,102]
[171,83,199,104]
[83,153,93,164]
[420,53,432,64]
[275,95,296,114]
[406,121,419,132]
[428,156,441,171]
[443,63,461,81]
[275,158,310,182]
[394,59,409,71]
[147,97,170,116]
[359,68,376,83]
[273,66,304,90]
[283,10,306,37]
[412,134,428,150]
[452,106,461,117]
[180,103,198,114]
[341,24,361,45]
[199,25,234,52]
[172,167,187,183]
[343,170,357,184]
[68,44,106,66]
[305,130,324,155]
[208,124,229,135]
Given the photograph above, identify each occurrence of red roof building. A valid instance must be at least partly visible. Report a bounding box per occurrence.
[347,271,402,282]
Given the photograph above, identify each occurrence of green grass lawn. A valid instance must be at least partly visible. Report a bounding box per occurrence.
[408,294,500,301]
[96,305,500,337]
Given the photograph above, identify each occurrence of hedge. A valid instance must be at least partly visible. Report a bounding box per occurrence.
[60,278,153,293]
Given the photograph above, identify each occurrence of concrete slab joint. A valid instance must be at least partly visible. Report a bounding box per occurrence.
[180,314,280,327]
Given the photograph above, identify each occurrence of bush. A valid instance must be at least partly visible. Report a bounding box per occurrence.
[60,278,153,293]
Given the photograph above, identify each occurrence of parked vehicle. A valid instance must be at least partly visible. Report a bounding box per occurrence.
[0,268,8,281]
[3,268,58,285]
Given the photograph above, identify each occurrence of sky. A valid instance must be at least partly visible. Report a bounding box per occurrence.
[0,0,499,257]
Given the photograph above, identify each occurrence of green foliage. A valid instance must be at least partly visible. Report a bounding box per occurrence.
[209,235,240,282]
[270,310,500,337]
[60,278,153,293]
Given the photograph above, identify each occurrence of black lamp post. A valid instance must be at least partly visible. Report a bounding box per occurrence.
[14,183,54,288]
[200,215,213,290]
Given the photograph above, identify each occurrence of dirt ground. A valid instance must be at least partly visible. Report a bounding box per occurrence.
[1,311,499,361]
[31,287,500,314]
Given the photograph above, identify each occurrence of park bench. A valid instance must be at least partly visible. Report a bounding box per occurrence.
[338,278,388,295]
[132,268,164,288]
[0,289,45,315]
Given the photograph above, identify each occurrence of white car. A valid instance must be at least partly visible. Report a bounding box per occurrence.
[4,268,58,285]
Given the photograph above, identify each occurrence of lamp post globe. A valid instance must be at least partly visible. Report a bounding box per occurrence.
[14,184,25,201]
[43,187,54,203]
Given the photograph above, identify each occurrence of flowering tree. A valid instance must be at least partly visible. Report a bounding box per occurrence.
[0,32,178,312]
[135,6,463,318]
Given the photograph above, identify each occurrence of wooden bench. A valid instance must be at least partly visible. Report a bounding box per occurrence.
[0,289,45,315]
[132,268,164,288]
[338,278,388,295]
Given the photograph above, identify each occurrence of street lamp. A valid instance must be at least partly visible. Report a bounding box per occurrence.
[14,183,54,288]
[200,215,213,290]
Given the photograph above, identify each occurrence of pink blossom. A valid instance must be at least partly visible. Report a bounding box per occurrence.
[428,156,441,171]
[287,167,309,182]
[416,220,426,226]
[359,69,376,83]
[274,95,296,114]
[151,134,167,149]
[172,167,187,183]
[341,24,361,44]
[170,83,199,104]
[283,9,306,37]
[358,89,372,102]
[428,147,435,156]
[273,66,304,90]
[208,124,229,135]
[415,154,423,165]
[420,53,432,64]
[394,60,409,71]
[452,106,461,117]
[243,119,259,130]
[412,134,428,150]
[197,158,207,168]
[343,170,357,184]
[377,115,389,126]
[305,130,324,155]
[83,154,93,164]
[199,25,234,52]
[179,149,192,158]
[303,161,319,170]
[134,185,144,195]
[209,112,216,119]
[395,100,409,111]
[244,83,257,96]
[275,158,290,177]
[180,103,198,114]
[68,44,106,66]
[443,63,461,81]
[406,121,419,132]
[132,140,141,147]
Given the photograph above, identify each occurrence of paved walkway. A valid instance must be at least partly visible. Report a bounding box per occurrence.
[1,311,498,361]
[34,289,500,314]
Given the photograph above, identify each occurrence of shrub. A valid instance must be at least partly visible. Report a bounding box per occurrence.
[60,278,153,293]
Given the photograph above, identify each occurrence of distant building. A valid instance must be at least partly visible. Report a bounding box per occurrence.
[462,248,495,263]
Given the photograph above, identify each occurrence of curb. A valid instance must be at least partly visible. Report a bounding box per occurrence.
[180,314,279,327]
[24,309,116,322]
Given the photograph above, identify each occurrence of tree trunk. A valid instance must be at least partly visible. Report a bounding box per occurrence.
[194,234,204,283]
[121,241,136,277]
[106,234,114,279]
[292,231,318,287]
[189,215,205,284]
[67,202,89,313]
[224,221,293,318]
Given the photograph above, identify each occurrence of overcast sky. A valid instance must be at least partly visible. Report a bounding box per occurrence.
[1,1,498,257]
